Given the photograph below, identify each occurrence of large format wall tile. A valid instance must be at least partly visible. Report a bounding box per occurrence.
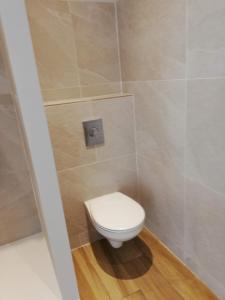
[58,155,138,248]
[186,79,225,195]
[185,178,225,299]
[81,82,121,98]
[26,0,122,100]
[138,155,184,259]
[188,0,225,78]
[0,171,40,245]
[0,95,30,173]
[186,79,225,298]
[0,95,40,245]
[42,87,81,103]
[92,96,135,161]
[69,1,121,87]
[117,0,185,81]
[26,0,80,90]
[125,80,185,173]
[46,101,96,171]
[46,95,135,171]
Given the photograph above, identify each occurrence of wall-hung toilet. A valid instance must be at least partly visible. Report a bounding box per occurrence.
[85,192,145,248]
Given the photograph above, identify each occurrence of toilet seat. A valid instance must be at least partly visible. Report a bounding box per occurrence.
[86,192,145,232]
[93,219,143,233]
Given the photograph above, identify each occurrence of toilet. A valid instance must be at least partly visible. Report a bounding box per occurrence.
[85,192,145,248]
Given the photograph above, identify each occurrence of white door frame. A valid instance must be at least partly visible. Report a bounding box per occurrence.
[0,1,80,299]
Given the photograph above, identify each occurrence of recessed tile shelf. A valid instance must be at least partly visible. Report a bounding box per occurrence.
[44,93,137,249]
[44,93,133,107]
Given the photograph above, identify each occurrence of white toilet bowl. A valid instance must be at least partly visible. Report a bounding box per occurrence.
[85,192,145,248]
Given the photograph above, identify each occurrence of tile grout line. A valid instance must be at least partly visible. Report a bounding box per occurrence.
[131,92,142,204]
[67,0,82,98]
[184,174,225,200]
[57,152,136,174]
[41,75,225,96]
[124,77,225,83]
[183,0,189,262]
[114,1,123,94]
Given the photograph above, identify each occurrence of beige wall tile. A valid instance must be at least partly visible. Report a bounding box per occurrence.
[0,95,30,173]
[125,80,185,174]
[26,0,80,90]
[186,79,225,195]
[117,0,185,81]
[58,155,138,247]
[46,101,96,171]
[138,155,184,259]
[42,87,81,102]
[0,94,41,245]
[81,82,121,98]
[188,0,225,78]
[0,171,40,245]
[92,96,136,161]
[69,1,121,85]
[185,178,225,299]
[26,0,122,99]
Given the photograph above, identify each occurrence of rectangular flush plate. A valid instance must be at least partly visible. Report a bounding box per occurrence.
[83,119,104,147]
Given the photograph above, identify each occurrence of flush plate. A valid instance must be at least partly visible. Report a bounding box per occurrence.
[83,119,104,147]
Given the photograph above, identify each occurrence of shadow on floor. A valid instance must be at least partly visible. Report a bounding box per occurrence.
[91,236,153,279]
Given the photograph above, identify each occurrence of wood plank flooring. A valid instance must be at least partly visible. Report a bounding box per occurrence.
[72,228,218,300]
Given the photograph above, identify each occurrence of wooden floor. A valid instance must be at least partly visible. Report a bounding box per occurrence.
[72,228,218,300]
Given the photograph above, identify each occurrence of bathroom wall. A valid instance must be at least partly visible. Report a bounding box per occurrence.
[26,0,122,102]
[25,0,138,249]
[117,0,225,298]
[45,95,137,248]
[117,0,186,258]
[0,28,41,245]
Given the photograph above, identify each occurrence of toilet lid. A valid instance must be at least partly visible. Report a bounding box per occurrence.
[88,192,145,231]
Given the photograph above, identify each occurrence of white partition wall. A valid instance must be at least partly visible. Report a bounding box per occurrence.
[0,1,80,299]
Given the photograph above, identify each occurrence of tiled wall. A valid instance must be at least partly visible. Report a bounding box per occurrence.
[117,0,225,298]
[45,95,138,248]
[26,0,122,102]
[0,28,41,245]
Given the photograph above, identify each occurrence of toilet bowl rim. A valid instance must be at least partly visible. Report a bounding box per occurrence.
[92,218,145,233]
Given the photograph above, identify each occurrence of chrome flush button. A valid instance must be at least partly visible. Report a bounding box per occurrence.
[83,119,104,147]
